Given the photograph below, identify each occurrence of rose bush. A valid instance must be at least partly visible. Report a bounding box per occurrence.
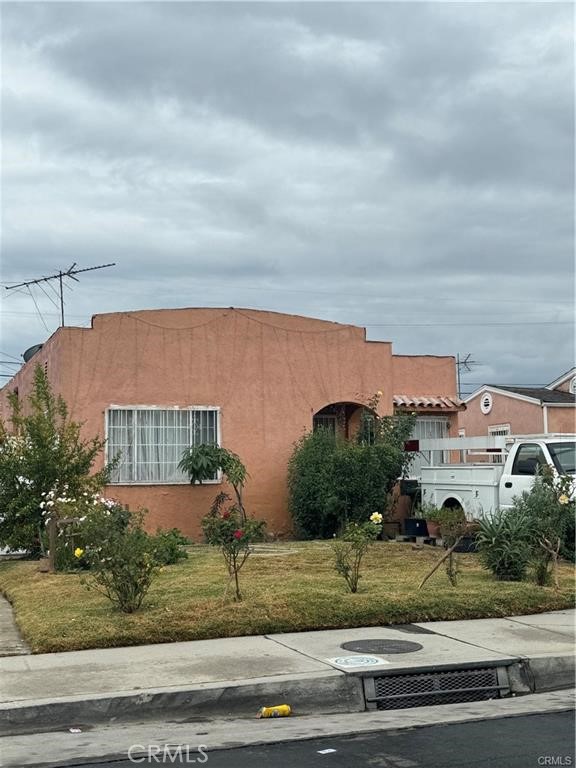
[202,492,266,601]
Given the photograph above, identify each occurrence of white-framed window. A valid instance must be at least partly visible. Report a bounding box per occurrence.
[480,392,493,414]
[106,406,220,484]
[570,377,576,395]
[407,416,451,477]
[488,423,511,463]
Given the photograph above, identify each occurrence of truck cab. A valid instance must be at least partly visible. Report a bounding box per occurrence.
[498,439,575,508]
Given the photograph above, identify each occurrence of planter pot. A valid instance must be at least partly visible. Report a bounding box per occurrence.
[381,521,401,540]
[404,518,428,537]
[425,520,441,538]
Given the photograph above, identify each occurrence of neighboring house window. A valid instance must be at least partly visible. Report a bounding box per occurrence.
[408,416,450,477]
[107,407,219,484]
[570,377,576,394]
[488,424,511,464]
[480,392,493,414]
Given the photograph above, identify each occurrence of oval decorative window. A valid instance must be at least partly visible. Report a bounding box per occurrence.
[480,392,493,414]
[570,377,576,394]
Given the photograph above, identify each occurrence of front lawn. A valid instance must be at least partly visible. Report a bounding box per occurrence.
[0,542,573,653]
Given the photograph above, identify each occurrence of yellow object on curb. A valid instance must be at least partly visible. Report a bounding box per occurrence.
[257,704,292,718]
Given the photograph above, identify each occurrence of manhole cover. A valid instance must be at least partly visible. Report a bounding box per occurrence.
[340,639,423,654]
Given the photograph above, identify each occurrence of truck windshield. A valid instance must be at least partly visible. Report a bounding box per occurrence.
[548,442,576,475]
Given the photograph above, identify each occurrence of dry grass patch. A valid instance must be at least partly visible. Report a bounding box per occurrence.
[0,541,573,653]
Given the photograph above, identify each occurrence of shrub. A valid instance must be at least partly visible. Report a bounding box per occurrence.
[202,493,266,601]
[287,428,338,539]
[331,513,383,593]
[0,366,111,555]
[152,528,190,565]
[477,510,533,581]
[287,402,415,538]
[516,471,575,587]
[80,505,159,613]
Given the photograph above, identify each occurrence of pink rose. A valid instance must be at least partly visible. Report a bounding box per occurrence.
[233,529,244,540]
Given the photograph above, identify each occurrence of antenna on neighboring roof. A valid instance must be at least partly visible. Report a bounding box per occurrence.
[456,353,479,399]
[5,263,116,327]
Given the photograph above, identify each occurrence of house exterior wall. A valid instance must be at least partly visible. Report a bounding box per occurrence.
[547,407,576,433]
[1,307,459,539]
[459,391,544,437]
[554,380,572,394]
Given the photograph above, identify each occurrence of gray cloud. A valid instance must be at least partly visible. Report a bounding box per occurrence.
[1,2,573,394]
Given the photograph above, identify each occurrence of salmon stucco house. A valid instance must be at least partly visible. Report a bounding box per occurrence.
[0,308,464,538]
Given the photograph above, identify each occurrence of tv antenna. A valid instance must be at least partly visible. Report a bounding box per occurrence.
[5,263,115,327]
[456,353,479,399]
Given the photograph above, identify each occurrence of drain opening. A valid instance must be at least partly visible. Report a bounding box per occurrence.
[390,624,436,635]
[364,666,509,711]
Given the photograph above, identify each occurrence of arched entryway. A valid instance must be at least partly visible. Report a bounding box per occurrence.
[312,402,371,441]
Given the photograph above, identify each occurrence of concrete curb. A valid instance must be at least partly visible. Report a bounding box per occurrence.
[2,689,575,768]
[526,654,576,693]
[0,670,365,735]
[1,653,573,736]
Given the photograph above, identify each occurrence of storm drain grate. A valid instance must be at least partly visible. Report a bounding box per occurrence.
[365,666,509,710]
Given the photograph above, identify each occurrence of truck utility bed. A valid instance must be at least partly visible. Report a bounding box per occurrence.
[420,464,502,518]
[413,434,575,519]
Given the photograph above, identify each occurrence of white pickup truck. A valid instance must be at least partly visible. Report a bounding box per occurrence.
[412,434,575,520]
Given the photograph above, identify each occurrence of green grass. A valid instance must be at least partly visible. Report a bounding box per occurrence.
[0,542,573,654]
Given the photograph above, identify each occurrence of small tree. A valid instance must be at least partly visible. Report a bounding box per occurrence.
[179,446,265,599]
[202,493,266,601]
[331,513,383,593]
[0,366,109,555]
[515,471,574,588]
[179,445,248,521]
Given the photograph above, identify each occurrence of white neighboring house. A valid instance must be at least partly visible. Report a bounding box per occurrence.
[458,368,576,447]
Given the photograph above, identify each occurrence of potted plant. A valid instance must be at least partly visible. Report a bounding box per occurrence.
[418,502,444,538]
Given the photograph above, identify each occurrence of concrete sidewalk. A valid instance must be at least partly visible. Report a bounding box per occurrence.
[0,596,29,657]
[1,609,574,734]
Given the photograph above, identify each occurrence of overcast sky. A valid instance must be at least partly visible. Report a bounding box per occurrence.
[1,2,574,396]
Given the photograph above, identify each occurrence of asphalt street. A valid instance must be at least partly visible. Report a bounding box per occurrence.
[72,711,575,768]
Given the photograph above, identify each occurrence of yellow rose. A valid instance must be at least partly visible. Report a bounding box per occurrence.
[74,547,84,558]
[370,512,383,524]
[558,494,570,505]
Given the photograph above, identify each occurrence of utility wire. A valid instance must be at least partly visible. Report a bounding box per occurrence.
[0,350,21,361]
[36,281,61,310]
[26,286,50,332]
[0,309,571,327]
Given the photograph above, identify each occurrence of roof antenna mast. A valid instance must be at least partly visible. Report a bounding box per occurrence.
[456,353,478,399]
[5,263,116,327]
